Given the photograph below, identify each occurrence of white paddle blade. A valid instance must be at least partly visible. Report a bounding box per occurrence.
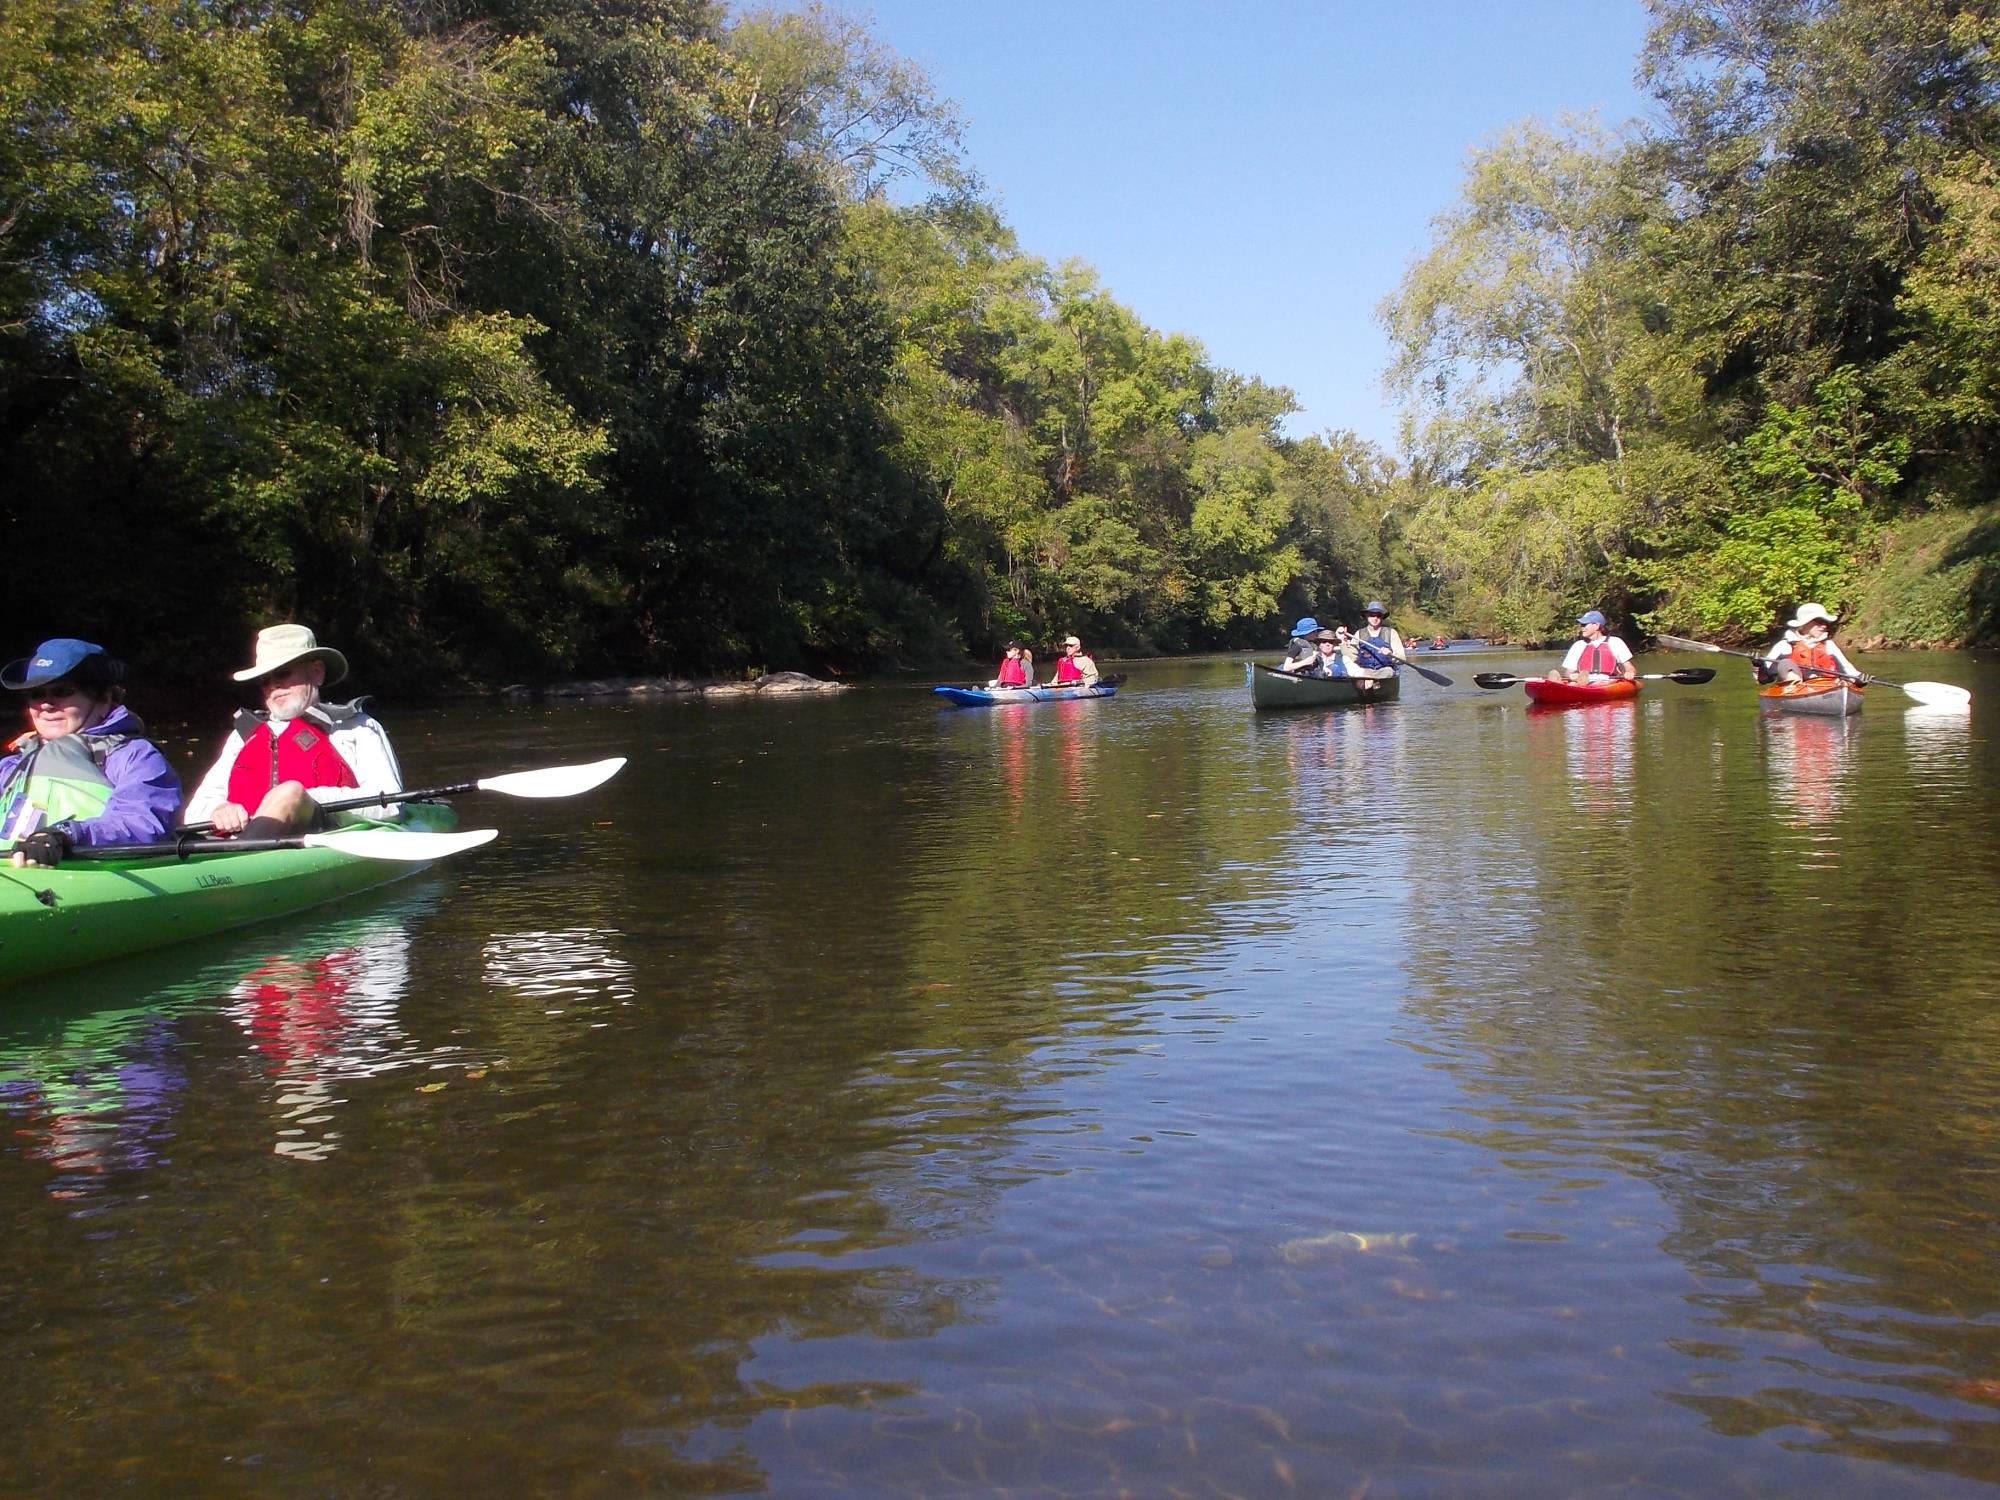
[306,827,500,862]
[477,757,628,799]
[1898,680,1972,710]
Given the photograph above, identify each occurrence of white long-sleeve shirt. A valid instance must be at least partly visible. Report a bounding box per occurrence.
[184,701,404,824]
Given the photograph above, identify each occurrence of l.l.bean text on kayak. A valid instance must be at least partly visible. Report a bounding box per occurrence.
[195,873,235,889]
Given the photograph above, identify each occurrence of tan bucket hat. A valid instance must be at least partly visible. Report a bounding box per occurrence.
[232,623,349,685]
[1786,603,1837,630]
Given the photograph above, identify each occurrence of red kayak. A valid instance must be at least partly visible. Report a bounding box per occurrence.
[1522,677,1642,706]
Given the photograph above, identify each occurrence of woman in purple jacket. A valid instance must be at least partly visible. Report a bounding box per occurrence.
[0,638,181,866]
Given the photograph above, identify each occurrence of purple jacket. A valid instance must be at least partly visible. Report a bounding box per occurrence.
[0,704,182,847]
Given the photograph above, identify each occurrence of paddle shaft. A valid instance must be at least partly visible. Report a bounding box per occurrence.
[1653,634,1907,689]
[63,834,355,861]
[1340,641,1452,686]
[177,756,628,835]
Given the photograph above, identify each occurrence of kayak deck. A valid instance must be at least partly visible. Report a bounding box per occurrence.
[1759,678,1863,716]
[0,805,466,988]
[1522,677,1642,706]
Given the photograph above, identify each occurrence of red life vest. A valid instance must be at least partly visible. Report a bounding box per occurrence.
[1575,640,1621,677]
[1788,639,1840,674]
[1055,657,1084,684]
[225,710,358,811]
[997,656,1029,687]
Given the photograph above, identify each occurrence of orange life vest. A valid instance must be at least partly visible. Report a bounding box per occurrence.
[1788,639,1841,674]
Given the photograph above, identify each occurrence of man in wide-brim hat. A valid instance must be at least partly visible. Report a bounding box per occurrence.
[183,624,405,836]
[1759,603,1861,685]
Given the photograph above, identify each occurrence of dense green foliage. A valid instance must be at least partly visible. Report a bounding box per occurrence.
[1385,0,2000,645]
[0,0,1391,687]
[4,0,1996,691]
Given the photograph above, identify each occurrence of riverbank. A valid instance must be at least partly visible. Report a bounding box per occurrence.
[498,670,852,701]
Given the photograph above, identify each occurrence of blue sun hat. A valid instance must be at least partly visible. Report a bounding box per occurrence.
[1290,617,1320,637]
[1577,610,1607,628]
[1364,601,1388,616]
[1,638,122,691]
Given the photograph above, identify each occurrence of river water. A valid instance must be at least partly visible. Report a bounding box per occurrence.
[2,650,1997,1497]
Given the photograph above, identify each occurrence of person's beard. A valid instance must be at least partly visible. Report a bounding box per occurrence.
[268,690,316,725]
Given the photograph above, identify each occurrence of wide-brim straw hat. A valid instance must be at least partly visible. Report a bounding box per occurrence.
[1786,603,1837,630]
[232,624,349,685]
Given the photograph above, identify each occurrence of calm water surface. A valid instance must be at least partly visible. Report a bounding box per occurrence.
[3,652,1998,1497]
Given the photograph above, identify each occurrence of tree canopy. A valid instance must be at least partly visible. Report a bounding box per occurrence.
[3,0,1995,692]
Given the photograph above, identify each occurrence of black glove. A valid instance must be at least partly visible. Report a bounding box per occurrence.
[16,829,72,867]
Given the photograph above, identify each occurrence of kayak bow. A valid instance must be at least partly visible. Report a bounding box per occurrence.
[1521,678,1642,706]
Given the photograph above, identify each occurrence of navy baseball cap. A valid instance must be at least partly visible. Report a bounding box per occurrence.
[1,638,121,691]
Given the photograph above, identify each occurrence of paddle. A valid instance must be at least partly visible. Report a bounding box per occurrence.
[178,756,628,835]
[1473,669,1716,689]
[1036,674,1125,690]
[1651,634,1972,709]
[55,826,500,864]
[1350,642,1453,686]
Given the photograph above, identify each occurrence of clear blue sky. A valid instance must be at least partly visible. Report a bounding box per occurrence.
[759,1,1656,449]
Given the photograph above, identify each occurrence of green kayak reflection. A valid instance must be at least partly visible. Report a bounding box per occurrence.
[0,892,452,1185]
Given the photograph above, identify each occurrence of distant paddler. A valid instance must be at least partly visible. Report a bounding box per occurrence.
[1047,635,1100,688]
[1295,627,1355,678]
[986,642,1032,691]
[1279,616,1321,672]
[1547,610,1636,686]
[1757,603,1860,685]
[1350,602,1406,693]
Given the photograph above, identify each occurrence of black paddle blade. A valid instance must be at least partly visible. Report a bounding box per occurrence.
[1473,673,1523,689]
[1666,667,1716,684]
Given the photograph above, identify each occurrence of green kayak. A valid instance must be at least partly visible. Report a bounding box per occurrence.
[0,805,487,988]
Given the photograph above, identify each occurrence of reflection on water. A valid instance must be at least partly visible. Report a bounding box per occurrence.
[0,1010,185,1192]
[1531,695,1638,819]
[1759,708,1858,834]
[229,912,423,1161]
[482,928,636,1009]
[0,891,465,1181]
[1906,703,1974,783]
[2,656,1999,1495]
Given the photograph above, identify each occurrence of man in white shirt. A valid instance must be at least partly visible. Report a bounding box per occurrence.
[1548,610,1636,685]
[184,624,403,837]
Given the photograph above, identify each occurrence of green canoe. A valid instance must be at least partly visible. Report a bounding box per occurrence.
[1248,663,1402,710]
[0,805,484,988]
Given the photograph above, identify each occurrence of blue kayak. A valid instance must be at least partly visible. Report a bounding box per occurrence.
[933,682,1119,707]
